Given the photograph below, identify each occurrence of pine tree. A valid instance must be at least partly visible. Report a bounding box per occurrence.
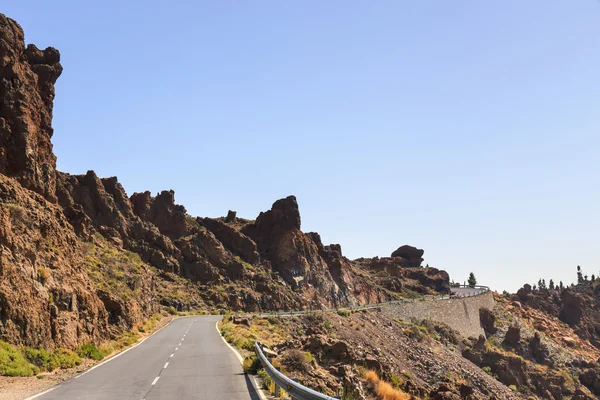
[577,266,584,284]
[592,275,596,283]
[585,275,589,282]
[468,272,477,287]
[549,279,555,290]
[559,281,564,291]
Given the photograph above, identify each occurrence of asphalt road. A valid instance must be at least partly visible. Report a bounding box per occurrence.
[450,286,486,296]
[37,316,260,400]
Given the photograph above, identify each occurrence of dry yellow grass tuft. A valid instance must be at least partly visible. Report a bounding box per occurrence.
[364,369,411,400]
[364,369,379,385]
[375,380,411,400]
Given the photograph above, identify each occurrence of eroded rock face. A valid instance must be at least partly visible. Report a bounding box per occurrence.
[0,15,62,202]
[199,217,260,264]
[0,174,109,348]
[131,190,189,238]
[242,196,339,297]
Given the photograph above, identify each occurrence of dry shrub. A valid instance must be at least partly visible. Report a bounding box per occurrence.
[364,369,379,385]
[364,370,410,400]
[282,349,310,372]
[375,380,411,400]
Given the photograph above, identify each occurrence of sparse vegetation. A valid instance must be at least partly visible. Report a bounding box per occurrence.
[83,241,145,301]
[281,349,312,372]
[219,316,286,349]
[6,203,24,219]
[76,343,109,361]
[22,347,81,371]
[37,267,50,285]
[242,355,261,375]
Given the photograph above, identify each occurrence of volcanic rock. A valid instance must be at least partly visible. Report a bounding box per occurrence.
[0,15,63,201]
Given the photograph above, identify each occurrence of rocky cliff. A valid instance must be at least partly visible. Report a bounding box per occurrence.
[0,13,451,350]
[0,14,61,202]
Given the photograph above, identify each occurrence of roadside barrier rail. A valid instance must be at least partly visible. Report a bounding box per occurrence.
[255,341,340,400]
[244,284,490,318]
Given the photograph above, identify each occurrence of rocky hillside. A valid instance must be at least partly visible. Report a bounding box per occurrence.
[0,13,450,351]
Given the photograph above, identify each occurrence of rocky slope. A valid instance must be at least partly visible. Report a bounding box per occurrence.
[0,13,450,351]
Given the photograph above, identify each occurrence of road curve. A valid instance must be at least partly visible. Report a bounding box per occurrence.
[36,316,260,400]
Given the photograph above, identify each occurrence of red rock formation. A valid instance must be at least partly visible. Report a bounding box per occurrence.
[0,174,109,348]
[242,196,342,304]
[0,15,62,202]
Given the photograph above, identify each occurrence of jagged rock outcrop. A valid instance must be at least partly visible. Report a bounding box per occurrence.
[391,245,424,268]
[198,217,260,264]
[242,196,341,301]
[130,190,189,238]
[56,171,181,272]
[0,14,62,202]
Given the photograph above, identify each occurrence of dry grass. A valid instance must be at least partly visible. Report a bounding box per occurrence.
[364,370,379,385]
[375,381,411,400]
[364,370,411,400]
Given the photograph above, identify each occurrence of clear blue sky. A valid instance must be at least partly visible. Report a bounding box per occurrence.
[5,1,599,292]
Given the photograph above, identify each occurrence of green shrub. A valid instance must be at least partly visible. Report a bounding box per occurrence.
[509,384,518,391]
[243,356,262,375]
[390,375,404,389]
[76,343,108,361]
[52,349,82,369]
[257,368,273,390]
[22,347,81,371]
[0,341,39,376]
[337,309,351,317]
[21,348,53,371]
[37,268,50,285]
[166,306,178,315]
[482,366,492,375]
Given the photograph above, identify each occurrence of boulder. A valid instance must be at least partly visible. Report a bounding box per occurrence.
[503,325,521,347]
[561,289,584,326]
[391,245,424,268]
[480,307,497,337]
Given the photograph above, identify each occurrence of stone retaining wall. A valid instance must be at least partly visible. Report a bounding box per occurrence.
[380,291,495,338]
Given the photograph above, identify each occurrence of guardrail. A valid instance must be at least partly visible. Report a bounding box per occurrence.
[255,341,340,400]
[246,285,490,318]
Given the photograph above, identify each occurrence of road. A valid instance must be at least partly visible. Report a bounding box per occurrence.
[36,316,260,400]
[450,286,486,297]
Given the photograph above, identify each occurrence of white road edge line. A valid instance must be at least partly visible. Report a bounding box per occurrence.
[152,376,160,385]
[215,319,267,400]
[24,317,184,400]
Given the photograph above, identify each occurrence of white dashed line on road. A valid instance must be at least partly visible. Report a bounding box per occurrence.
[164,362,169,369]
[151,377,159,385]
